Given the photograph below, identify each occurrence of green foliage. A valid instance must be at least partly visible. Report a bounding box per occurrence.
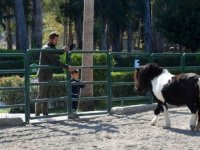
[0,76,24,105]
[153,0,200,51]
[111,72,135,97]
[0,71,134,113]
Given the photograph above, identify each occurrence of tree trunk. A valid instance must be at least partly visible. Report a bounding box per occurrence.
[5,6,12,50]
[144,0,152,53]
[127,27,133,52]
[99,15,107,50]
[31,0,43,48]
[15,0,29,51]
[68,19,73,47]
[137,18,142,49]
[112,26,120,52]
[127,0,133,52]
[75,16,83,49]
[79,0,94,111]
[63,22,68,45]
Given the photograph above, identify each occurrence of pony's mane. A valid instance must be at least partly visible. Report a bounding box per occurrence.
[136,63,163,91]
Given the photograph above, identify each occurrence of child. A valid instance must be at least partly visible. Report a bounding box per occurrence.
[71,69,85,112]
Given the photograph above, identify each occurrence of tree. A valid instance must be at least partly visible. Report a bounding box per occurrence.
[153,0,200,52]
[31,0,43,48]
[79,0,95,111]
[0,0,14,49]
[59,0,84,49]
[15,0,29,51]
[144,0,152,52]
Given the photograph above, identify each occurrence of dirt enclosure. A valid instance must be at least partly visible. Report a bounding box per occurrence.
[1,106,200,150]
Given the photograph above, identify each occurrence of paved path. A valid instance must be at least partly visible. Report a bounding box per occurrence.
[0,107,200,150]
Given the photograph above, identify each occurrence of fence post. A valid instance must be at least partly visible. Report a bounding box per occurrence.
[66,52,72,118]
[107,52,112,114]
[25,51,30,123]
[148,53,154,104]
[181,53,185,73]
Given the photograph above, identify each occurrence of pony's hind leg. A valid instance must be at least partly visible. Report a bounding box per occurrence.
[189,110,198,131]
[187,103,198,131]
[195,110,200,131]
[163,105,171,128]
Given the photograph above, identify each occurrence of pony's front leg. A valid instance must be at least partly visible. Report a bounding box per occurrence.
[150,115,158,126]
[163,106,171,128]
[189,110,198,131]
[150,102,162,126]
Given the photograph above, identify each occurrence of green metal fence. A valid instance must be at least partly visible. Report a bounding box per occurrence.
[110,52,151,105]
[1,51,200,123]
[67,50,111,116]
[0,53,28,123]
[26,49,69,122]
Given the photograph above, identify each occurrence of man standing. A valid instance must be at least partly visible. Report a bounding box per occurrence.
[36,32,73,116]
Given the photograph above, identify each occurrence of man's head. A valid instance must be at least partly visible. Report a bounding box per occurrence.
[49,32,59,46]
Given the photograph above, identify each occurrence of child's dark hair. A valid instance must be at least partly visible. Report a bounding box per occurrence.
[49,32,59,40]
[71,69,79,74]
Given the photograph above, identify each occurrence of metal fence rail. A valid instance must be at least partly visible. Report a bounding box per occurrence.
[67,50,111,116]
[26,49,70,122]
[0,53,28,123]
[1,51,200,123]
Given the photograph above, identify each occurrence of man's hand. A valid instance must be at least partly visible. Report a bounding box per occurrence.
[63,46,69,52]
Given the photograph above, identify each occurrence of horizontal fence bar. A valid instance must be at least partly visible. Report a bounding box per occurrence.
[184,66,200,69]
[0,53,25,57]
[30,113,68,120]
[111,96,150,102]
[0,87,25,91]
[73,66,108,69]
[30,81,108,86]
[0,69,25,74]
[151,53,182,57]
[111,67,135,71]
[0,104,25,109]
[72,96,108,101]
[71,81,108,85]
[70,50,108,54]
[27,49,65,53]
[29,65,62,69]
[183,53,200,56]
[76,111,108,116]
[31,96,68,103]
[111,82,133,86]
[110,52,151,56]
[30,81,68,86]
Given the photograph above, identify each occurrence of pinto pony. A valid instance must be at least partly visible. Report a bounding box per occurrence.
[134,63,200,131]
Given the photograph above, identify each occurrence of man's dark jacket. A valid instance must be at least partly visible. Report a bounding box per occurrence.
[37,43,68,77]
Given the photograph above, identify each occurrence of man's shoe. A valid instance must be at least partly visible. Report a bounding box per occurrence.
[35,113,40,117]
[43,112,48,116]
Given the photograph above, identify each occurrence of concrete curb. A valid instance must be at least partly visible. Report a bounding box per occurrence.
[111,103,177,115]
[111,104,157,115]
[0,118,24,127]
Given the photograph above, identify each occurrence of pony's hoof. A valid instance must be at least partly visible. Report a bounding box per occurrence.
[195,123,200,131]
[163,125,171,129]
[150,121,156,126]
[190,125,195,131]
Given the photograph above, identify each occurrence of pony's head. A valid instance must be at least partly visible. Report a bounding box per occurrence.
[134,63,163,94]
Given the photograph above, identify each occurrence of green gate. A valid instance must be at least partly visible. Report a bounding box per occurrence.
[25,49,110,123]
[0,53,28,123]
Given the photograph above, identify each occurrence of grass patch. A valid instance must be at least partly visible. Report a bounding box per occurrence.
[0,108,10,113]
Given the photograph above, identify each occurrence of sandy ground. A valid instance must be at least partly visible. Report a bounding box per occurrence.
[1,107,200,150]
